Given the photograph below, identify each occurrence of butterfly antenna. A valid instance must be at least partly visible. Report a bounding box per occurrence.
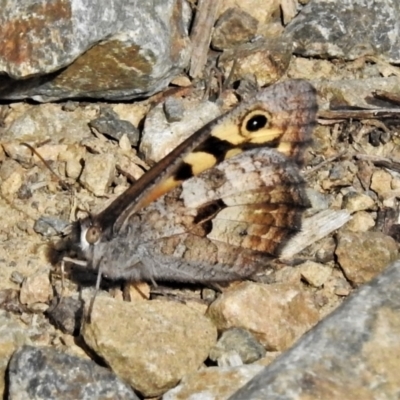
[21,142,73,192]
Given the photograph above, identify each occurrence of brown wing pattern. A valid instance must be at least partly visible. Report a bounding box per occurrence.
[88,148,310,282]
[67,80,317,283]
[89,79,317,236]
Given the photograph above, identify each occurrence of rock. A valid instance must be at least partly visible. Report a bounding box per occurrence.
[46,296,84,336]
[218,36,292,87]
[0,166,24,198]
[218,0,280,25]
[336,231,398,285]
[0,311,31,398]
[79,153,115,196]
[207,282,319,351]
[344,211,375,232]
[2,103,94,148]
[0,159,26,198]
[342,192,375,213]
[274,266,301,285]
[323,160,357,189]
[312,77,400,111]
[60,146,86,181]
[305,188,330,210]
[209,327,266,365]
[19,270,53,307]
[202,288,218,303]
[211,8,258,50]
[163,97,185,123]
[255,352,281,366]
[0,289,23,314]
[141,100,220,163]
[8,345,139,400]
[298,261,332,288]
[163,364,264,400]
[281,0,299,25]
[33,216,70,237]
[315,237,336,263]
[82,297,217,397]
[370,169,393,199]
[0,1,191,101]
[309,124,334,156]
[286,0,400,63]
[229,260,400,400]
[89,108,139,146]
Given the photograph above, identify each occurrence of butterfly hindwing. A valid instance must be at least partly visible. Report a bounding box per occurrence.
[84,148,310,282]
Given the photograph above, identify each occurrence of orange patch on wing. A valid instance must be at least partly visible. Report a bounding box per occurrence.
[138,176,180,208]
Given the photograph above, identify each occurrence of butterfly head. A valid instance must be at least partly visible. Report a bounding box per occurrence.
[78,217,103,252]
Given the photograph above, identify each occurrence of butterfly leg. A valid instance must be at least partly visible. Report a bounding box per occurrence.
[50,256,88,314]
[86,261,103,323]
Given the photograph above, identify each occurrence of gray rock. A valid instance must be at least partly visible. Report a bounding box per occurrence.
[8,345,139,400]
[0,1,191,101]
[33,216,70,237]
[141,99,221,163]
[0,312,31,398]
[46,296,83,336]
[89,108,139,146]
[286,0,400,63]
[210,327,266,365]
[229,260,400,399]
[163,97,185,123]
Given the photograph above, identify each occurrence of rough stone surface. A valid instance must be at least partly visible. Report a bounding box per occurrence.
[163,97,185,123]
[0,312,31,398]
[163,364,264,400]
[342,192,375,213]
[370,169,394,200]
[79,153,115,196]
[209,327,266,365]
[218,37,292,87]
[19,269,53,306]
[211,7,258,50]
[207,282,320,351]
[82,297,217,397]
[0,0,191,101]
[46,295,83,336]
[312,77,400,111]
[230,261,400,400]
[89,108,139,146]
[8,345,139,400]
[218,0,280,25]
[141,99,221,163]
[298,261,332,288]
[336,231,398,285]
[286,0,400,63]
[344,211,375,232]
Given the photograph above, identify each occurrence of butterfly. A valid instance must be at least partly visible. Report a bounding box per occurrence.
[60,79,317,290]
